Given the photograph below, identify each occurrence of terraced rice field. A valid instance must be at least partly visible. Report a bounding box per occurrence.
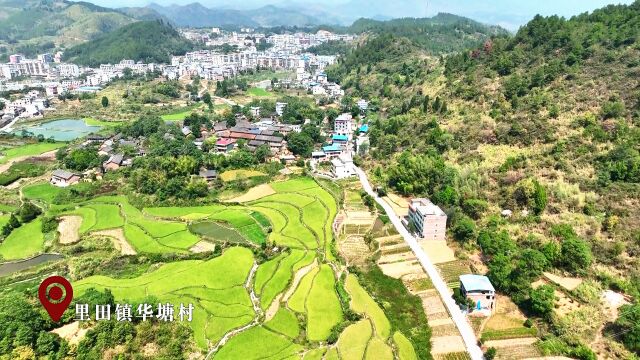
[75,247,255,348]
[21,177,420,358]
[0,217,44,260]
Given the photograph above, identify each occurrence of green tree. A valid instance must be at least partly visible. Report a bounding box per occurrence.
[63,147,101,171]
[101,96,109,108]
[452,215,476,243]
[255,144,271,163]
[202,92,212,110]
[17,201,41,223]
[532,180,548,215]
[561,237,593,274]
[614,302,640,353]
[529,284,555,316]
[286,132,314,157]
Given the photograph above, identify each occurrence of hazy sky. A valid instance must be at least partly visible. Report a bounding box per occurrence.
[77,0,634,30]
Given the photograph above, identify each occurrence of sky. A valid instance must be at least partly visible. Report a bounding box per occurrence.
[77,0,635,30]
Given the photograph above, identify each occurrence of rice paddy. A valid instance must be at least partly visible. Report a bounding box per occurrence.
[0,218,44,260]
[7,176,419,358]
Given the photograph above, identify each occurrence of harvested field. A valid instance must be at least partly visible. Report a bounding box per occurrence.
[378,251,417,265]
[382,193,409,217]
[342,210,376,225]
[92,229,137,255]
[430,335,466,354]
[224,184,275,203]
[57,216,82,244]
[378,260,423,279]
[189,240,216,253]
[220,169,266,182]
[419,240,456,264]
[338,235,369,265]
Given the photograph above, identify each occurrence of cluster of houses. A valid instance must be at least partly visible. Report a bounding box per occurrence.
[180,28,354,54]
[208,116,298,158]
[309,110,370,180]
[0,90,50,128]
[165,49,337,83]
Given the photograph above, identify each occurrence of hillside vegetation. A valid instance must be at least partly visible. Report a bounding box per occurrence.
[346,14,509,53]
[64,20,194,66]
[0,0,134,58]
[330,1,640,358]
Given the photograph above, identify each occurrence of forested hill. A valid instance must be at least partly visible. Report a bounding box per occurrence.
[344,13,509,53]
[335,2,640,358]
[0,0,135,59]
[63,20,194,67]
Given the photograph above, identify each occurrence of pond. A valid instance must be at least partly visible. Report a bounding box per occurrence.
[189,221,248,244]
[0,253,64,277]
[14,119,101,141]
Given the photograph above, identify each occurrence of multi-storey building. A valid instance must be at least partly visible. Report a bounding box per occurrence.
[408,198,447,240]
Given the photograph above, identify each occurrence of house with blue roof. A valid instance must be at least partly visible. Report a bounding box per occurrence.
[322,144,342,157]
[459,274,496,314]
[331,134,349,144]
[359,124,369,134]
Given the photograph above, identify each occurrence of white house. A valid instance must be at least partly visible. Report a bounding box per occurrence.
[50,169,80,187]
[331,154,355,179]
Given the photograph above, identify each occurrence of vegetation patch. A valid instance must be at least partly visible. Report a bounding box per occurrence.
[0,218,44,260]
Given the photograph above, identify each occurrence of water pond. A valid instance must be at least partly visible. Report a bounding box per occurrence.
[14,119,101,141]
[0,253,64,277]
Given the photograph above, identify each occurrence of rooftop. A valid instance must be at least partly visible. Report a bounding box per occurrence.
[332,134,348,142]
[459,274,495,292]
[410,198,446,217]
[322,144,341,153]
[52,169,77,180]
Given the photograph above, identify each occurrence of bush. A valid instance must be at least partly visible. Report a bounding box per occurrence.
[452,215,476,243]
[561,237,593,275]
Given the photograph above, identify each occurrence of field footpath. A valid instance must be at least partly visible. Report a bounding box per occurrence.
[355,166,484,360]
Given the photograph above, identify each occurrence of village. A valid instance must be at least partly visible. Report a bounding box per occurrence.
[0,28,353,127]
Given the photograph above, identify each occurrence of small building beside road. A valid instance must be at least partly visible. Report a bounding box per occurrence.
[408,198,447,240]
[459,274,496,315]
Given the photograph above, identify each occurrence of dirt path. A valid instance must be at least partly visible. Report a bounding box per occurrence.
[57,216,82,244]
[92,229,137,255]
[283,260,317,303]
[264,259,318,321]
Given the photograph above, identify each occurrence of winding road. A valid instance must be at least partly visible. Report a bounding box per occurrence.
[354,166,485,360]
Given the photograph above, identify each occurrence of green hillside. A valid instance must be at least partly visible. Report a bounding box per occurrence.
[332,2,640,358]
[346,13,509,53]
[0,0,134,58]
[63,20,194,66]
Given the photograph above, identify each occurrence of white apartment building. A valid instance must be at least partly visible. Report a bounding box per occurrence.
[334,113,353,138]
[408,198,447,240]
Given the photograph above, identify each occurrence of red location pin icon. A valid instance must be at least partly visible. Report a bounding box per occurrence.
[38,276,73,322]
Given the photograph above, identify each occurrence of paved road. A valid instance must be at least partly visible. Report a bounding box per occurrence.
[354,166,485,360]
